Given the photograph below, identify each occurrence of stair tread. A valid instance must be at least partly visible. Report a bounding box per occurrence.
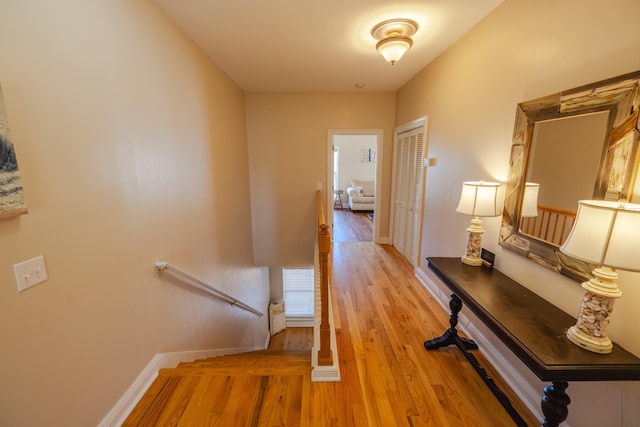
[210,349,311,360]
[170,351,312,376]
[176,361,311,369]
[159,365,312,377]
[178,350,308,365]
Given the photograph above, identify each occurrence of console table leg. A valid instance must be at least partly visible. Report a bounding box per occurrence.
[541,381,570,427]
[425,292,528,426]
[424,293,478,350]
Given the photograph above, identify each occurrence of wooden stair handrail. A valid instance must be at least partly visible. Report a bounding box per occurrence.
[316,191,333,366]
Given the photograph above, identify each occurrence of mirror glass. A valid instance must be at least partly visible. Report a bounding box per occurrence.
[519,112,609,245]
[500,71,640,282]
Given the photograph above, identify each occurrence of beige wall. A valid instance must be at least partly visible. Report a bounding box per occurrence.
[397,0,640,425]
[245,92,395,266]
[0,1,269,426]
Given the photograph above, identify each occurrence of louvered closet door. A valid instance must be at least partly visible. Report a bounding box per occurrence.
[392,127,425,266]
[392,136,409,256]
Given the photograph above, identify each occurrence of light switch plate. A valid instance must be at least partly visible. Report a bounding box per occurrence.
[424,158,436,167]
[14,255,48,292]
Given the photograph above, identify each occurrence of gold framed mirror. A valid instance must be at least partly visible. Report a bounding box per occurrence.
[499,70,640,282]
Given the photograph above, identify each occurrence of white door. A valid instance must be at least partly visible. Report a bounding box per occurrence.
[392,125,425,266]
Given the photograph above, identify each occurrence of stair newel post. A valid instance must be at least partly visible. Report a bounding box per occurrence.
[317,223,333,366]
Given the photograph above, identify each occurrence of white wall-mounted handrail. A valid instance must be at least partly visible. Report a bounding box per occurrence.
[154,262,264,317]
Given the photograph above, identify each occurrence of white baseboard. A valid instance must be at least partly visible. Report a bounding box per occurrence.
[286,316,314,327]
[415,266,545,424]
[98,333,271,427]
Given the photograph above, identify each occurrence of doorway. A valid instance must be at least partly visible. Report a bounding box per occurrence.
[327,129,383,243]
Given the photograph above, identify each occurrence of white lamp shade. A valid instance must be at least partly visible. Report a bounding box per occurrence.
[455,181,502,217]
[376,37,412,64]
[560,200,640,272]
[521,182,540,217]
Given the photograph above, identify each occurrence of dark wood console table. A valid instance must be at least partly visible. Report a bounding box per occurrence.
[424,257,640,427]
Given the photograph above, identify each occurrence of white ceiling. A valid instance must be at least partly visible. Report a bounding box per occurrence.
[151,0,503,92]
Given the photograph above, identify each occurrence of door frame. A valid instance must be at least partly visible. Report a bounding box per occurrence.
[327,129,383,243]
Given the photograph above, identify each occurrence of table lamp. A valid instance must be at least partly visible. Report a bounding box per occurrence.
[455,181,503,266]
[560,200,640,354]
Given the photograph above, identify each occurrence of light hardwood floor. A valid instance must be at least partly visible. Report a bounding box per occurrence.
[333,208,372,242]
[125,233,540,426]
[315,241,539,426]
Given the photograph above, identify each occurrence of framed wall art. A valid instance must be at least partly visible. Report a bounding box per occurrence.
[360,148,376,162]
[0,83,27,220]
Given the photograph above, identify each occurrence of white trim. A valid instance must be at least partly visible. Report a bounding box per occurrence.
[414,266,545,425]
[395,117,427,135]
[327,129,384,243]
[98,334,271,427]
[286,316,314,327]
[311,355,341,382]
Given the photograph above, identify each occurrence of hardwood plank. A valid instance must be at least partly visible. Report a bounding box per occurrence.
[177,375,230,427]
[123,375,178,426]
[299,372,312,427]
[256,375,304,427]
[269,327,313,351]
[216,375,262,426]
[333,210,372,242]
[153,376,197,426]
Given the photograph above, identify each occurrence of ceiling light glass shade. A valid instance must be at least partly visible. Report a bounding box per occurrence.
[521,182,540,217]
[455,181,503,217]
[560,200,640,272]
[376,37,413,65]
[371,18,418,65]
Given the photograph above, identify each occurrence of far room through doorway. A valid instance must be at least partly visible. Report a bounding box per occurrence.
[328,130,382,243]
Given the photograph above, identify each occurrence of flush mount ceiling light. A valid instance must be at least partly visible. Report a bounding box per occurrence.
[371,18,418,65]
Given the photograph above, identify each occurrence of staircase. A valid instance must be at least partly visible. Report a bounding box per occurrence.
[123,349,312,426]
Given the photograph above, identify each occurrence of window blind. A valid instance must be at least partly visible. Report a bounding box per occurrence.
[283,268,314,317]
